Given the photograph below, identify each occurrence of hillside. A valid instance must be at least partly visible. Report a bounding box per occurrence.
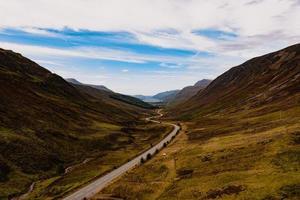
[168,79,211,106]
[0,48,165,199]
[171,44,300,118]
[94,44,300,200]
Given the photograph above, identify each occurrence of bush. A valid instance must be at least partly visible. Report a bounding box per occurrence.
[146,153,152,160]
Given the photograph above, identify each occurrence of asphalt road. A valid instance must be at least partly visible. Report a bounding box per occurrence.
[63,111,180,200]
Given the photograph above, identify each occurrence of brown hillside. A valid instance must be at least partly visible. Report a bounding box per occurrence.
[172,44,300,118]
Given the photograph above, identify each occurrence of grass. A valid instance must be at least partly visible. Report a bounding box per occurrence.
[13,122,172,200]
[94,105,300,200]
[0,117,173,200]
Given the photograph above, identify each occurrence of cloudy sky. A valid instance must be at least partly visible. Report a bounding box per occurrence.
[0,0,299,95]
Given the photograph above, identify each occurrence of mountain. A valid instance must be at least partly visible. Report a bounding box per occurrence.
[171,44,300,119]
[0,48,157,198]
[133,95,161,103]
[66,78,112,92]
[134,90,180,103]
[168,79,211,106]
[66,78,154,109]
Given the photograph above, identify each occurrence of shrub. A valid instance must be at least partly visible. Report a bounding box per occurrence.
[146,153,152,160]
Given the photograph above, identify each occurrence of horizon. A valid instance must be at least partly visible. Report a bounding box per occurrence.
[0,0,299,95]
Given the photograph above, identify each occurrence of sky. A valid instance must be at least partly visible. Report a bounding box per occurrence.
[0,0,299,95]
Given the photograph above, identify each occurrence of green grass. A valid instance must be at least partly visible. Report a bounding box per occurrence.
[94,106,300,200]
[92,121,121,130]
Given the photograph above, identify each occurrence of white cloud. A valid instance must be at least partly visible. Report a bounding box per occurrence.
[121,69,129,72]
[20,27,60,37]
[0,41,188,64]
[160,63,182,69]
[0,0,299,94]
[1,1,298,34]
[1,0,298,59]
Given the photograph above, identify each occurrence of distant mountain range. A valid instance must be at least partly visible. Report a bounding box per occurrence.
[134,79,212,105]
[134,90,180,103]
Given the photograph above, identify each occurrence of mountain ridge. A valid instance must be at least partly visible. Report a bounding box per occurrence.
[134,90,180,103]
[169,43,300,119]
[66,78,112,92]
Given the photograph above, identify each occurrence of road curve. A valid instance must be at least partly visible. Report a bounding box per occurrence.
[63,111,180,200]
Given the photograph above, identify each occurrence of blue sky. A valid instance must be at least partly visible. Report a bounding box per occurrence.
[0,0,299,95]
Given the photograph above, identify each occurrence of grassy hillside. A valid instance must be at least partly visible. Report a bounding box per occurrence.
[170,44,300,119]
[0,48,163,199]
[94,44,300,200]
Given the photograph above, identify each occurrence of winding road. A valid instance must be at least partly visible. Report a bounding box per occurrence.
[63,111,180,200]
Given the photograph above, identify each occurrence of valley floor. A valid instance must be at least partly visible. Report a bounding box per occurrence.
[93,107,300,200]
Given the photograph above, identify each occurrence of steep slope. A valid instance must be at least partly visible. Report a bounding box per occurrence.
[168,79,211,106]
[173,44,300,119]
[0,48,159,199]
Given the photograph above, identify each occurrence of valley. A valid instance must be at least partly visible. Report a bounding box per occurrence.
[0,44,299,200]
[1,1,300,199]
